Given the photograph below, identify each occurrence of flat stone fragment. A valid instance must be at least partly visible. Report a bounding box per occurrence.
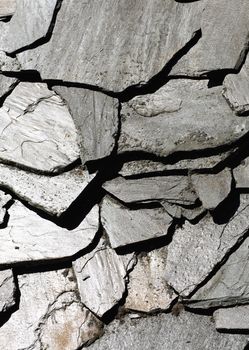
[190,168,232,210]
[214,306,249,331]
[0,200,99,266]
[118,80,249,157]
[0,0,57,53]
[125,247,177,313]
[165,195,249,297]
[0,0,16,19]
[100,196,173,249]
[0,82,80,173]
[0,269,16,313]
[0,269,103,350]
[17,0,204,91]
[0,190,12,224]
[87,312,248,350]
[171,0,249,76]
[161,200,205,221]
[103,175,197,206]
[54,86,119,164]
[73,244,135,317]
[233,158,249,188]
[0,163,93,216]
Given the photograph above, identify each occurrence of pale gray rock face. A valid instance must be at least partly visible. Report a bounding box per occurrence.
[0,0,16,19]
[161,200,205,221]
[125,247,177,313]
[0,164,93,216]
[165,195,249,297]
[54,86,119,164]
[0,82,80,173]
[0,50,20,71]
[0,269,16,313]
[171,0,249,76]
[118,80,248,157]
[233,158,249,188]
[0,0,57,53]
[214,306,249,331]
[73,244,135,317]
[100,196,173,249]
[190,168,232,210]
[103,175,197,206]
[0,190,12,224]
[88,312,248,350]
[0,269,103,350]
[17,0,204,91]
[0,200,99,266]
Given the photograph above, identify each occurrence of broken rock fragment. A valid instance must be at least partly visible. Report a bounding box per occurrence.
[0,269,16,313]
[0,82,80,173]
[214,306,249,332]
[233,157,249,188]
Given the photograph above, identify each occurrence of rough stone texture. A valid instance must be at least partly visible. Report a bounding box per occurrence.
[0,163,93,216]
[161,200,205,221]
[118,80,248,157]
[214,306,249,331]
[165,195,249,297]
[101,196,173,249]
[233,158,249,188]
[0,200,99,266]
[0,269,16,313]
[0,0,16,19]
[190,168,232,210]
[0,82,80,173]
[0,0,57,53]
[171,0,249,76]
[73,244,135,317]
[125,247,177,313]
[88,312,248,350]
[0,269,103,350]
[17,0,204,91]
[54,86,119,164]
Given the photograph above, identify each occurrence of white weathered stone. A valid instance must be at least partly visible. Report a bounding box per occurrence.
[165,195,249,297]
[125,247,177,313]
[0,163,93,216]
[103,175,197,206]
[118,80,248,158]
[0,0,16,19]
[214,306,249,331]
[233,158,249,188]
[190,168,232,210]
[0,269,16,313]
[101,196,173,249]
[0,82,80,173]
[73,244,135,317]
[0,200,99,265]
[0,269,103,350]
[54,86,119,164]
[0,0,57,53]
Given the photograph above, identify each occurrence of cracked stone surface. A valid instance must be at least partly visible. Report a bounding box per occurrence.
[0,269,16,313]
[0,0,16,19]
[233,158,249,188]
[214,306,249,331]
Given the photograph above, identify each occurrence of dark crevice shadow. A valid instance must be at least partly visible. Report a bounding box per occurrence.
[0,79,19,107]
[0,273,20,328]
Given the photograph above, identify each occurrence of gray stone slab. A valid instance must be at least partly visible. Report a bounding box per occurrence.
[17,0,204,91]
[165,195,249,297]
[125,247,177,313]
[0,163,93,216]
[214,306,249,331]
[54,86,119,164]
[0,269,16,313]
[161,200,205,221]
[0,269,103,350]
[0,82,80,173]
[0,0,15,19]
[0,200,99,266]
[233,158,249,188]
[100,196,173,249]
[87,312,248,350]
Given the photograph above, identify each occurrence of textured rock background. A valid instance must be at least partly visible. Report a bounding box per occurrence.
[0,0,249,349]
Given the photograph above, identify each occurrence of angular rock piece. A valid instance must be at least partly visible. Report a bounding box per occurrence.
[0,269,16,313]
[214,306,249,331]
[88,312,248,350]
[118,80,249,158]
[73,244,135,317]
[103,175,197,206]
[161,200,205,221]
[171,0,249,76]
[0,163,93,216]
[101,196,173,249]
[233,158,249,188]
[0,0,57,53]
[165,195,249,297]
[0,200,99,266]
[125,247,177,313]
[0,269,103,350]
[17,0,204,91]
[54,86,119,164]
[190,169,232,210]
[0,82,80,173]
[0,0,16,19]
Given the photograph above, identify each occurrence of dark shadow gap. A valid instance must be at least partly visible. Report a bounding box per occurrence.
[0,273,20,328]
